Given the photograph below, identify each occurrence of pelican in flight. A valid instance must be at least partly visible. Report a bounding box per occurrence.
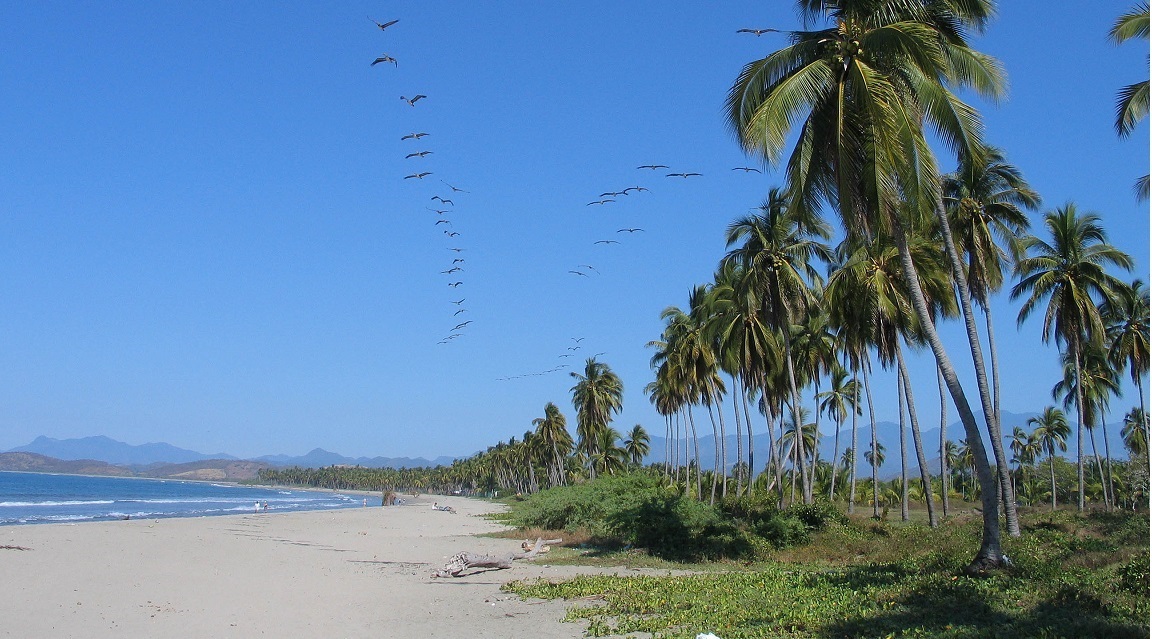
[405,151,433,159]
[637,164,669,170]
[666,172,702,178]
[731,166,762,173]
[736,27,781,36]
[404,172,432,179]
[400,94,427,106]
[594,240,620,245]
[431,196,454,205]
[371,55,397,67]
[401,132,429,141]
[617,228,644,233]
[369,17,399,30]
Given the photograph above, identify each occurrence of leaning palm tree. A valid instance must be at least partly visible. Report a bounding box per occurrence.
[1110,2,1150,199]
[1012,203,1132,511]
[728,0,1012,571]
[1122,407,1148,460]
[1028,406,1071,511]
[532,402,574,488]
[1102,280,1150,421]
[570,358,624,480]
[624,424,651,466]
[819,365,860,501]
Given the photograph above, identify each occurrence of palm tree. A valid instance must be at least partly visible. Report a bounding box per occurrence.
[943,146,1039,529]
[1013,203,1133,510]
[1029,407,1071,511]
[819,365,859,501]
[1102,280,1150,421]
[570,358,624,480]
[624,424,651,466]
[532,402,574,488]
[1054,344,1122,508]
[1110,2,1150,199]
[590,427,627,477]
[1122,407,1148,459]
[727,0,1011,567]
[722,190,831,504]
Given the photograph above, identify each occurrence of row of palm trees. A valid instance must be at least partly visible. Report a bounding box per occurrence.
[706,0,1146,572]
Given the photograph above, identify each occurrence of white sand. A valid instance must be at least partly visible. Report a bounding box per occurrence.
[0,495,630,638]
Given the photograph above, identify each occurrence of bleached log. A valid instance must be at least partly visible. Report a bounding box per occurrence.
[431,537,562,578]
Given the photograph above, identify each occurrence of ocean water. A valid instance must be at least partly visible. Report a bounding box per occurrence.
[0,471,363,525]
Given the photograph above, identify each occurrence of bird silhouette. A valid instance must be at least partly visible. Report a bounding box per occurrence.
[434,220,451,225]
[594,240,620,245]
[578,264,599,273]
[568,346,581,351]
[400,94,427,106]
[451,298,465,305]
[452,321,473,330]
[369,17,400,30]
[617,228,644,233]
[453,309,467,316]
[442,267,463,274]
[568,270,588,276]
[587,199,615,206]
[622,186,649,194]
[599,191,625,198]
[448,282,462,287]
[452,258,465,264]
[431,196,454,205]
[448,247,464,253]
[737,27,782,36]
[401,132,429,141]
[428,208,449,215]
[371,55,397,67]
[572,337,585,342]
[444,231,460,237]
[637,164,669,170]
[404,172,432,179]
[667,172,702,178]
[559,354,573,358]
[441,181,469,193]
[731,166,762,173]
[405,151,433,159]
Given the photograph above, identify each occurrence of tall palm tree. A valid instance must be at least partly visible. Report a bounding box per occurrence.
[1028,407,1071,511]
[1054,344,1122,509]
[1110,2,1150,199]
[727,0,1011,569]
[1013,203,1133,510]
[722,190,831,504]
[624,424,651,466]
[1102,280,1150,421]
[532,402,574,488]
[590,427,627,477]
[570,358,624,480]
[1122,407,1148,459]
[819,365,860,501]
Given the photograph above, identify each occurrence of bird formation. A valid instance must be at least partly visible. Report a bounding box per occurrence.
[371,17,476,346]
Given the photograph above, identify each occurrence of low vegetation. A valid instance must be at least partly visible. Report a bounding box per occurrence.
[498,473,1149,638]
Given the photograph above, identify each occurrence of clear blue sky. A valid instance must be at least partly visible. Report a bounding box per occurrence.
[0,1,1147,459]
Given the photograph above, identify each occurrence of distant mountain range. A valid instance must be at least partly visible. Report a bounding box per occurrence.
[5,435,455,470]
[643,410,1132,479]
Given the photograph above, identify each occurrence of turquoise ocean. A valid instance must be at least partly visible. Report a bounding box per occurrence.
[0,471,362,525]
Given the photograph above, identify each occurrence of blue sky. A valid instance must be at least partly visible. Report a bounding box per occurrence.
[0,1,1147,459]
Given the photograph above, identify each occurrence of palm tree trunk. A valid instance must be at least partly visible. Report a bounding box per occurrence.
[784,346,813,504]
[892,222,1002,570]
[706,402,720,505]
[864,364,881,519]
[1049,446,1058,511]
[742,386,755,497]
[1073,339,1086,512]
[1087,418,1108,508]
[898,367,910,522]
[939,367,949,518]
[761,382,784,506]
[930,197,1020,538]
[849,366,861,515]
[829,415,842,501]
[1100,411,1116,509]
[730,378,743,497]
[688,408,703,501]
[898,347,938,527]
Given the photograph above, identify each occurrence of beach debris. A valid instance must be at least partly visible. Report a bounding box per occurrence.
[0,545,32,551]
[431,537,562,578]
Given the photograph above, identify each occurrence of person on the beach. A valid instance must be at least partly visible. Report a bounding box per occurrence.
[254,501,260,513]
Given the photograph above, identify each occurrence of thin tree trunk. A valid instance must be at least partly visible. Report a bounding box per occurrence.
[688,408,703,501]
[1087,419,1108,508]
[864,364,881,519]
[898,367,910,522]
[761,383,784,506]
[783,345,813,504]
[898,347,938,527]
[930,197,1019,538]
[829,414,842,502]
[1073,339,1086,512]
[892,222,1002,570]
[939,367,949,518]
[706,402,720,505]
[730,378,743,497]
[1049,447,1058,511]
[1100,411,1116,510]
[742,386,755,497]
[849,366,861,515]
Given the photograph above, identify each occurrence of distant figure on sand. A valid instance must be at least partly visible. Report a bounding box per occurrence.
[254,501,260,513]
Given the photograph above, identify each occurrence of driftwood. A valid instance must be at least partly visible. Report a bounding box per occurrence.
[431,537,562,578]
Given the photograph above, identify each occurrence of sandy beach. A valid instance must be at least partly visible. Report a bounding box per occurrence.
[0,495,616,638]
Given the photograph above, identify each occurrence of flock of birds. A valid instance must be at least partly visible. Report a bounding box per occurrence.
[370,17,779,379]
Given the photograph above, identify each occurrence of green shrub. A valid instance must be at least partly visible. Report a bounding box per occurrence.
[1118,551,1150,599]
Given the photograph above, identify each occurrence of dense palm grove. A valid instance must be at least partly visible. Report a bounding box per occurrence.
[261,1,1149,572]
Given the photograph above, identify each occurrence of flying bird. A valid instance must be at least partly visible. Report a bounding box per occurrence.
[371,55,397,67]
[617,227,644,233]
[736,27,782,36]
[568,346,581,351]
[599,191,624,198]
[441,181,469,193]
[559,354,573,358]
[637,164,669,170]
[594,239,620,245]
[622,186,649,194]
[451,298,465,305]
[434,220,451,225]
[401,132,429,141]
[578,264,599,273]
[453,309,467,316]
[428,208,449,215]
[731,166,762,173]
[667,172,702,178]
[572,337,586,342]
[448,282,462,287]
[568,270,588,276]
[405,151,433,159]
[404,172,432,179]
[587,199,615,206]
[431,196,454,205]
[442,267,463,274]
[452,258,465,264]
[444,231,460,237]
[447,247,464,253]
[452,321,473,330]
[369,17,399,30]
[400,94,427,106]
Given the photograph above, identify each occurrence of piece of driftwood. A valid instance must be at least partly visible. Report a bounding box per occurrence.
[431,537,562,578]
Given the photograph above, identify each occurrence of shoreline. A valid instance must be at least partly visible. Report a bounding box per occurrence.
[0,494,613,638]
